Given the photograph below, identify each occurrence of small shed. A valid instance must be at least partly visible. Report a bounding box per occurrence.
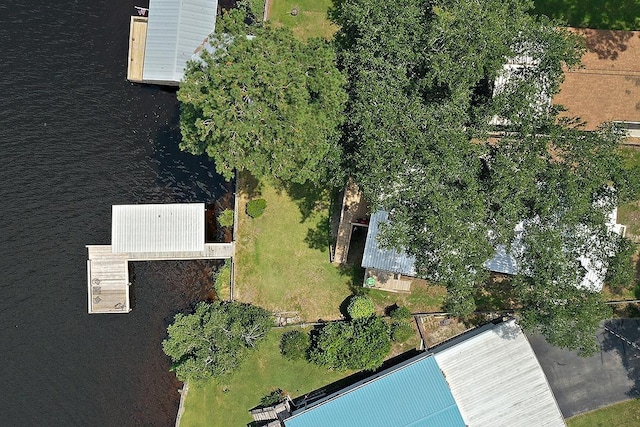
[127,0,218,85]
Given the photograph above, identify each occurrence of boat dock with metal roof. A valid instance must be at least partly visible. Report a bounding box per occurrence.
[126,0,218,86]
[86,203,234,314]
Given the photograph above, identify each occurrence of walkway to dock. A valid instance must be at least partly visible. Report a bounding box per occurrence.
[87,242,234,314]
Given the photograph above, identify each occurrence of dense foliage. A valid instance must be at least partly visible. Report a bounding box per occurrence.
[178,12,347,185]
[217,209,234,227]
[346,295,375,319]
[310,317,391,371]
[606,237,637,290]
[246,198,267,218]
[162,301,272,382]
[391,322,415,343]
[279,330,310,361]
[331,0,629,354]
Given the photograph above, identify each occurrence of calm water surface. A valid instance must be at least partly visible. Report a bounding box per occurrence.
[0,1,229,425]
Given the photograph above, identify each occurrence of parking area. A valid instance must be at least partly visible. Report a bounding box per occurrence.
[528,319,640,418]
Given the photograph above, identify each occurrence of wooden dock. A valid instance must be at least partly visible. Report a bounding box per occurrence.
[86,243,235,314]
[127,16,148,82]
[87,245,131,314]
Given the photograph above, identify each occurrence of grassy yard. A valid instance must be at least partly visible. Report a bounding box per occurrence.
[618,147,640,236]
[267,0,337,39]
[533,0,640,30]
[180,328,353,427]
[567,399,640,427]
[234,178,356,321]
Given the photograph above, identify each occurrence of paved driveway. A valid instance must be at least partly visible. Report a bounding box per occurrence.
[527,319,640,418]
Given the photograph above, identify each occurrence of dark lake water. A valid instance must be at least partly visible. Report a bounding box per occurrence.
[0,1,230,425]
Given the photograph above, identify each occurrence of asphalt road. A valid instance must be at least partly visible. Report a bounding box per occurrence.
[528,319,640,418]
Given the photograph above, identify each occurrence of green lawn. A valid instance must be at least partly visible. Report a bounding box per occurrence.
[234,179,356,321]
[533,0,640,30]
[567,399,640,427]
[180,328,353,426]
[617,147,640,236]
[268,0,337,39]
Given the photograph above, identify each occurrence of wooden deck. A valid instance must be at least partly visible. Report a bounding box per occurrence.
[87,245,131,314]
[127,16,148,82]
[86,243,235,314]
[333,178,369,264]
[365,268,412,293]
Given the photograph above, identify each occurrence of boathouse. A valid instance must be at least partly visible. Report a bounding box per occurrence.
[274,319,564,427]
[127,0,218,85]
[86,203,234,314]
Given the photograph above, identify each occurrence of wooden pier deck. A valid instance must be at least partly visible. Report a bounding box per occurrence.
[87,245,131,314]
[86,243,235,314]
[127,16,148,82]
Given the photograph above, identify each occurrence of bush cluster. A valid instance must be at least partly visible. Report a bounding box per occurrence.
[218,209,234,227]
[389,305,414,343]
[246,198,267,218]
[279,330,310,361]
[347,295,375,319]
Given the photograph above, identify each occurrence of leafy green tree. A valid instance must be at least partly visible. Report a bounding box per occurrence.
[346,295,375,319]
[279,330,310,361]
[310,317,391,371]
[162,301,272,382]
[606,237,637,291]
[332,0,628,353]
[178,13,347,185]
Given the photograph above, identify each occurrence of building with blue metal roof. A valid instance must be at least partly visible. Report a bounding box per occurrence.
[265,319,565,427]
[284,354,465,427]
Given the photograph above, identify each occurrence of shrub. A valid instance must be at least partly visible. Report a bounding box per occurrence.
[390,306,412,321]
[246,198,267,218]
[310,316,391,371]
[391,322,414,343]
[280,330,310,361]
[213,259,231,296]
[347,295,375,319]
[218,209,234,227]
[260,388,285,407]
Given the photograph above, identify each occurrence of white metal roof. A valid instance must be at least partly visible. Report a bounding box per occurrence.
[433,320,565,427]
[143,0,218,84]
[111,204,205,253]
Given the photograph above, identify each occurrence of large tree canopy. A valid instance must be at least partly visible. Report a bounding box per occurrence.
[162,301,272,382]
[178,13,347,184]
[332,0,629,353]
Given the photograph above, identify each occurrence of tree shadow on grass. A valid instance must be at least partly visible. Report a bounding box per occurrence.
[338,264,366,295]
[280,181,330,222]
[238,171,262,199]
[533,0,640,31]
[304,215,330,252]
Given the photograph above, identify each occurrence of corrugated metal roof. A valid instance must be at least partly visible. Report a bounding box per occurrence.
[433,320,566,427]
[361,210,417,276]
[112,204,205,253]
[284,355,465,427]
[143,0,218,83]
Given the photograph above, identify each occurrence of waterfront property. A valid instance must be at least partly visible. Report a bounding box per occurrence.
[263,318,564,427]
[86,203,234,314]
[127,0,218,85]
